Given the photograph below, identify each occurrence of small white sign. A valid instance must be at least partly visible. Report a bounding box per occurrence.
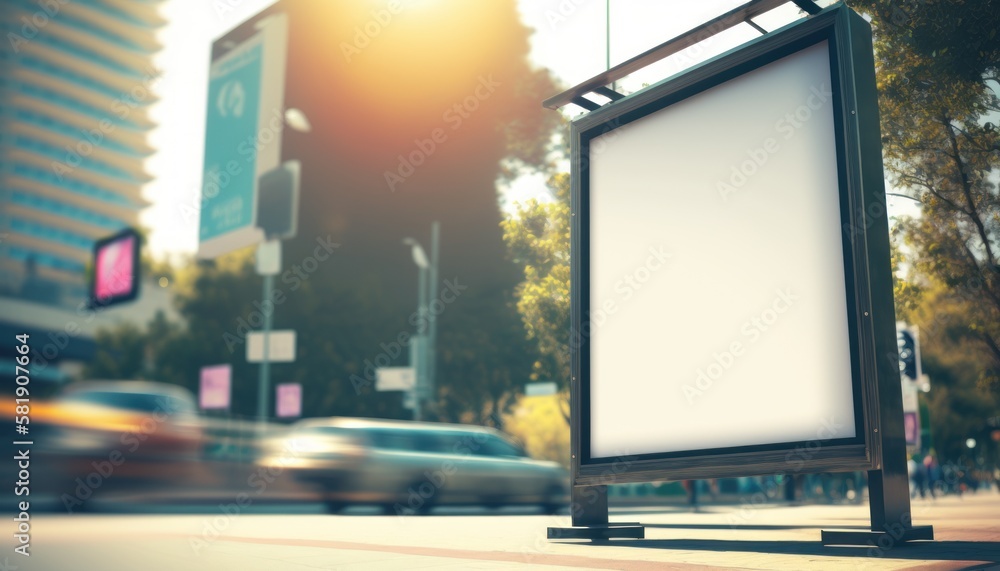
[255,240,282,276]
[901,384,919,413]
[377,367,416,391]
[247,330,296,362]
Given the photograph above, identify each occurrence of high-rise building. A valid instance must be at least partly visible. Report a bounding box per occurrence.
[0,0,167,382]
[1,0,165,306]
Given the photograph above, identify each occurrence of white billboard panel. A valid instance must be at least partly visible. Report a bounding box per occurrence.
[588,41,857,459]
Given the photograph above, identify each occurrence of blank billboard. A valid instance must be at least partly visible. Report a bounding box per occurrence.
[557,1,906,514]
[584,39,863,462]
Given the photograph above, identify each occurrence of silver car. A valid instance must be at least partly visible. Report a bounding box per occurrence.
[258,417,568,514]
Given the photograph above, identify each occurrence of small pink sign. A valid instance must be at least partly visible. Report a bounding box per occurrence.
[903,411,919,445]
[200,364,232,410]
[276,383,302,418]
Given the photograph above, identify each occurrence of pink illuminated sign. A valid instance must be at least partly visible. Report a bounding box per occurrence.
[276,383,302,418]
[90,228,140,307]
[904,412,919,446]
[200,364,232,410]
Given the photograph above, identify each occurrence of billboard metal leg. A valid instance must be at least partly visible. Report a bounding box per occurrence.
[821,464,933,545]
[547,485,644,541]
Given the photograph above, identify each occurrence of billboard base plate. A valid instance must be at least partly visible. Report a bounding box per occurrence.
[821,525,934,546]
[548,522,644,541]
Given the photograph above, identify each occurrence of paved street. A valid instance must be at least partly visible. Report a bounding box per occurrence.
[5,493,999,570]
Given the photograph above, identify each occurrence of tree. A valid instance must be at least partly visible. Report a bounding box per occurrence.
[85,321,151,380]
[501,172,572,420]
[898,279,1000,466]
[434,286,538,428]
[85,0,566,426]
[852,0,1000,393]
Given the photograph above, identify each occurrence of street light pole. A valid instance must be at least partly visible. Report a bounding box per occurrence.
[403,236,431,421]
[427,221,439,414]
[255,239,281,428]
[416,262,428,421]
[252,109,308,429]
[257,272,274,423]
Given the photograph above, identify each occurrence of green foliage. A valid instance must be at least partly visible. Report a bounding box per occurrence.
[501,172,571,390]
[88,250,410,419]
[86,243,539,424]
[852,0,1000,393]
[904,281,1000,465]
[504,394,570,466]
[85,321,151,380]
[850,0,999,84]
[434,287,537,428]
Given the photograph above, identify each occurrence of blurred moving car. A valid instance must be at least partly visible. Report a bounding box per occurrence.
[44,381,204,460]
[257,417,568,514]
[31,381,206,501]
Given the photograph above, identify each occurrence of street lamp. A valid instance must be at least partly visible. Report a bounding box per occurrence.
[403,225,440,421]
[403,238,429,269]
[403,237,430,421]
[284,108,311,133]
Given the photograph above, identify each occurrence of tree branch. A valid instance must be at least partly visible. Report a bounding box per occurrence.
[958,239,1000,313]
[978,331,1000,368]
[942,114,998,266]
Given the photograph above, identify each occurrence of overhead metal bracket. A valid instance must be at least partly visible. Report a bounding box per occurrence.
[543,0,821,112]
[745,18,769,35]
[792,0,824,15]
[592,86,625,101]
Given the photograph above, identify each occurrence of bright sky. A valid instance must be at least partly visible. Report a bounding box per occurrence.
[142,0,919,258]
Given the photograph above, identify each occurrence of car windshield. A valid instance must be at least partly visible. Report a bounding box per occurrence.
[296,426,355,439]
[63,391,195,415]
[368,429,528,457]
[474,434,527,458]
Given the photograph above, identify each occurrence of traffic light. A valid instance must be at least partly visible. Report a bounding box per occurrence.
[897,327,918,381]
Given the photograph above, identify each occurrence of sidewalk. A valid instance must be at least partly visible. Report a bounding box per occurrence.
[10,493,1000,570]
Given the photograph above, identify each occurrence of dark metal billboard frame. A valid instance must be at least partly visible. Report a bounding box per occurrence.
[545,2,933,545]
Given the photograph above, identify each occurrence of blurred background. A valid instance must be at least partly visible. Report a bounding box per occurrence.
[0,0,997,517]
